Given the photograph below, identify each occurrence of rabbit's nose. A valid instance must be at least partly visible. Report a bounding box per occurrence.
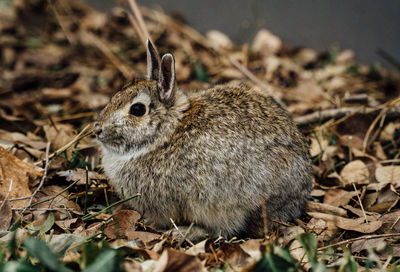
[93,123,102,135]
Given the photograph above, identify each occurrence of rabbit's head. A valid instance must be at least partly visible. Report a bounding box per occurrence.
[94,40,189,157]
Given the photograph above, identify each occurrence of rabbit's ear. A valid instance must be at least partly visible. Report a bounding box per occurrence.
[146,39,160,81]
[159,53,176,102]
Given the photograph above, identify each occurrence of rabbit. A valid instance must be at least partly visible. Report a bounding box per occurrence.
[94,40,313,240]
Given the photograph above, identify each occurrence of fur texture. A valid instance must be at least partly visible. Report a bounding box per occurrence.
[95,42,313,239]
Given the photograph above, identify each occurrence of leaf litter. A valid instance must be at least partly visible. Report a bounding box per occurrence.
[0,0,400,271]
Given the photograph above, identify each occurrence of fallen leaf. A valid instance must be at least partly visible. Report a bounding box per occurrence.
[252,29,282,55]
[351,238,385,253]
[375,165,400,187]
[206,30,233,50]
[185,239,207,256]
[153,248,205,272]
[57,168,108,185]
[307,201,347,217]
[0,146,42,208]
[324,189,357,207]
[104,209,141,239]
[127,231,161,245]
[340,160,370,186]
[306,218,327,235]
[218,241,251,268]
[308,212,383,233]
[0,194,12,231]
[239,239,263,261]
[43,123,76,153]
[379,210,400,233]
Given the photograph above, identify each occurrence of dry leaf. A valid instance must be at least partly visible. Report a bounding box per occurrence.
[43,123,76,152]
[379,210,400,233]
[340,160,369,186]
[104,209,141,239]
[127,231,161,245]
[0,146,42,208]
[218,242,251,268]
[307,201,347,217]
[252,29,282,55]
[375,165,400,187]
[324,189,357,207]
[153,248,205,272]
[0,194,12,231]
[185,239,207,256]
[57,168,108,185]
[351,238,385,253]
[308,212,383,233]
[206,30,233,50]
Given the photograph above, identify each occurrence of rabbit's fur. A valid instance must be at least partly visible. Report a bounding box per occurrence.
[95,40,313,239]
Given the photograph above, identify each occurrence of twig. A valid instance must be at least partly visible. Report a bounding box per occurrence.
[127,12,146,46]
[83,32,133,79]
[54,1,133,79]
[29,179,80,209]
[22,142,51,214]
[47,0,75,45]
[82,193,141,222]
[12,207,79,212]
[226,54,284,107]
[127,0,151,44]
[34,124,92,166]
[362,97,400,152]
[0,179,13,212]
[352,183,368,224]
[66,232,103,252]
[8,196,31,202]
[140,7,283,106]
[294,105,400,126]
[317,233,400,251]
[376,48,400,71]
[180,223,195,247]
[390,215,400,230]
[262,197,269,239]
[169,218,195,247]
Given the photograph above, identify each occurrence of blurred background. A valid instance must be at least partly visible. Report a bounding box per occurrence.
[85,0,400,69]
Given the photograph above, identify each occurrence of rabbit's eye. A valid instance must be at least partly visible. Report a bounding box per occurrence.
[129,103,146,117]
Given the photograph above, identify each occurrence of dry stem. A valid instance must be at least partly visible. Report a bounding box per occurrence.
[22,142,51,214]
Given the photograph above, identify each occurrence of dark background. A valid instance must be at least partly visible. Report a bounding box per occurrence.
[87,0,400,69]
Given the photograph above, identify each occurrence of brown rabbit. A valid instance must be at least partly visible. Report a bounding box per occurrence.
[94,40,312,240]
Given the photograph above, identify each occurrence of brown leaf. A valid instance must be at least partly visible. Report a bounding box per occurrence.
[218,242,251,268]
[239,239,263,261]
[185,239,207,256]
[0,194,12,231]
[351,238,385,253]
[43,123,76,153]
[57,169,108,185]
[0,146,42,208]
[34,185,82,218]
[307,201,347,217]
[0,129,47,150]
[127,231,161,245]
[379,210,400,233]
[308,212,383,233]
[324,189,357,207]
[153,248,205,272]
[104,210,141,239]
[306,218,327,235]
[368,184,399,213]
[252,29,282,55]
[206,30,233,50]
[375,165,400,187]
[340,160,370,186]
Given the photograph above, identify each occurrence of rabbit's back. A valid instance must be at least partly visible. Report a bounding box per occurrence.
[105,83,312,238]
